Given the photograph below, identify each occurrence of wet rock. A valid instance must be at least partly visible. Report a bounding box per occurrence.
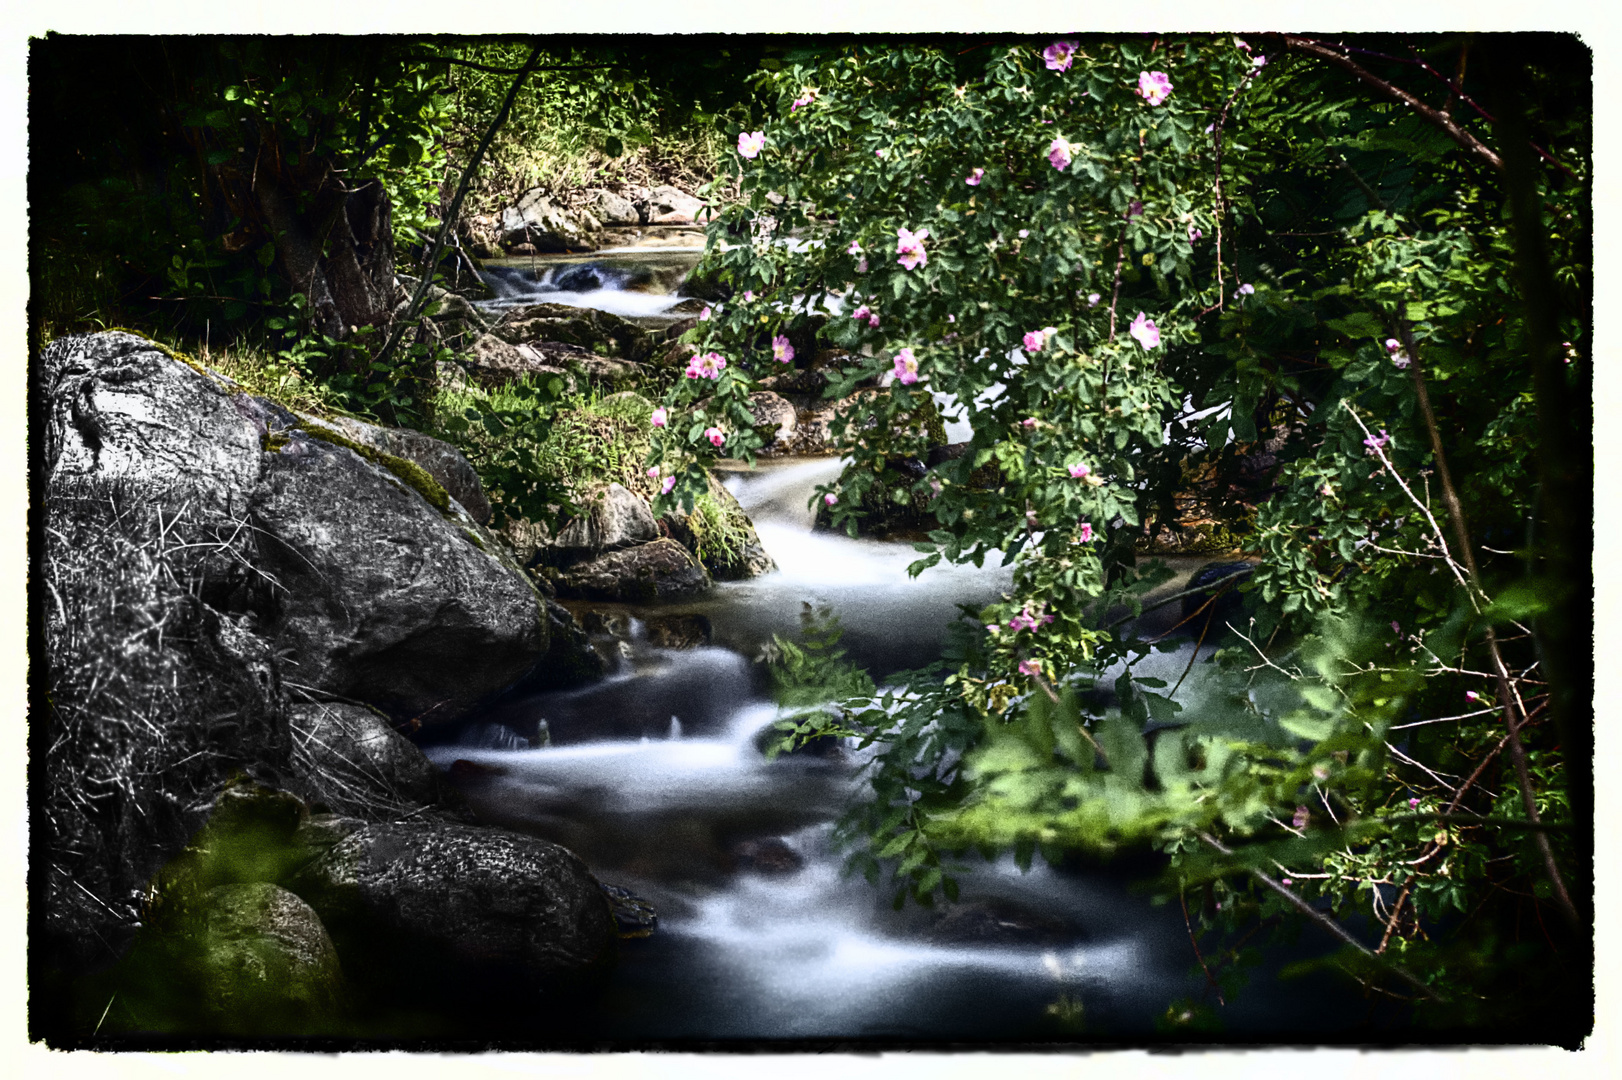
[1180,560,1255,629]
[578,608,633,639]
[748,391,799,449]
[289,701,441,817]
[494,301,654,363]
[555,482,659,562]
[924,899,1083,947]
[643,613,712,650]
[253,427,550,728]
[659,473,777,582]
[726,837,805,875]
[536,598,608,690]
[555,537,712,603]
[445,758,508,783]
[642,184,705,225]
[285,819,617,1000]
[500,188,598,252]
[585,188,639,227]
[302,413,491,525]
[599,883,659,939]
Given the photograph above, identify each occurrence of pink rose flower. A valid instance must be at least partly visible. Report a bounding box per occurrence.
[685,352,728,380]
[1078,522,1096,542]
[1042,40,1079,73]
[699,305,712,321]
[647,466,661,479]
[772,335,795,364]
[824,493,838,506]
[743,290,755,302]
[852,304,872,323]
[1128,312,1160,350]
[1021,417,1038,429]
[1363,429,1391,454]
[896,227,930,271]
[1018,659,1042,677]
[737,131,766,158]
[1409,797,1421,808]
[1237,283,1255,296]
[1293,806,1310,830]
[1466,690,1480,703]
[1252,56,1268,69]
[1087,292,1101,306]
[893,347,920,385]
[856,257,868,273]
[791,88,817,112]
[965,167,985,186]
[705,426,726,448]
[1022,326,1057,353]
[651,406,668,428]
[847,240,862,255]
[867,311,880,328]
[1137,70,1173,106]
[1047,136,1073,171]
[1068,463,1091,479]
[661,475,677,495]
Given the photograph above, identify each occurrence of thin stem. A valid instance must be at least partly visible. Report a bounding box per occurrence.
[374,44,542,372]
[1197,831,1442,1001]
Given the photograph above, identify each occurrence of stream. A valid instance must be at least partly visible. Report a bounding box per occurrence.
[426,246,1373,1043]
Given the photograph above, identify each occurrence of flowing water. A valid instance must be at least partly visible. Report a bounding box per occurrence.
[424,251,1370,1043]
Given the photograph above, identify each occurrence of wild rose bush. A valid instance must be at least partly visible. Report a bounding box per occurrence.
[646,35,1589,1033]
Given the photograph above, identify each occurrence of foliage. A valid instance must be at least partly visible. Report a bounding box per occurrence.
[657,34,1589,1032]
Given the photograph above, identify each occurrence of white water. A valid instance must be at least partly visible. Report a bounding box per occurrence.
[429,256,1357,1041]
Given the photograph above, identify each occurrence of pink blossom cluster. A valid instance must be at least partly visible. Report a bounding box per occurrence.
[892,347,920,385]
[896,227,930,270]
[646,465,678,495]
[965,167,985,186]
[1047,136,1073,171]
[1022,326,1058,353]
[851,304,880,328]
[1385,338,1412,369]
[737,131,766,159]
[772,335,795,364]
[1042,40,1080,72]
[1137,70,1173,106]
[1128,312,1160,350]
[685,351,728,380]
[704,426,726,448]
[1009,606,1054,632]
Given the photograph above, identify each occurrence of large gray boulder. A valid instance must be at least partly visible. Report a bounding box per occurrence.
[253,425,548,727]
[287,818,617,999]
[500,188,597,252]
[303,413,492,525]
[555,537,711,602]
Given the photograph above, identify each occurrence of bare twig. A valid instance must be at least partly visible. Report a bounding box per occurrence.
[1197,831,1441,1001]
